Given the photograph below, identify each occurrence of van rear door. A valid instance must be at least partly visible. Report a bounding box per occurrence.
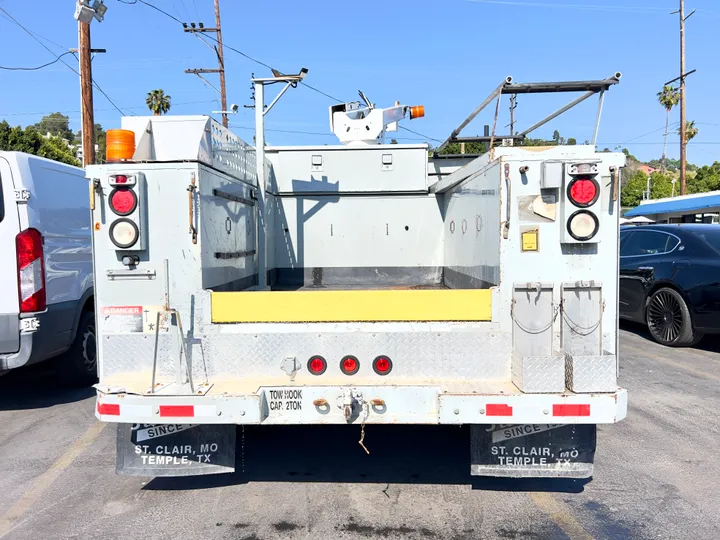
[0,155,21,354]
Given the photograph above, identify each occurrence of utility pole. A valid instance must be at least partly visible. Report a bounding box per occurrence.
[79,20,95,166]
[669,0,695,195]
[679,0,687,195]
[214,0,228,128]
[184,0,228,127]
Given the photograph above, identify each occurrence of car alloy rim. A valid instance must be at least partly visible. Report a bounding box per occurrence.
[648,291,683,342]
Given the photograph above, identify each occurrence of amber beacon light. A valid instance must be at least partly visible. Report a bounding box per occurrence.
[106,129,136,163]
[409,105,425,119]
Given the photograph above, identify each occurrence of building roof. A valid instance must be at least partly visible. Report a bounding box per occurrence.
[624,192,720,217]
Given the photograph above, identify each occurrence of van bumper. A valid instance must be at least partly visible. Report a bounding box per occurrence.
[0,332,33,370]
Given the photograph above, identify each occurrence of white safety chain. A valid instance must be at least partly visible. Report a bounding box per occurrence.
[358,402,370,455]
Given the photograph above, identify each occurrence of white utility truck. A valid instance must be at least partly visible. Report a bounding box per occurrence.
[89,73,627,478]
[0,152,95,384]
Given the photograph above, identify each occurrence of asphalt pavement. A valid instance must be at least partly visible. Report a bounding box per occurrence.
[1,324,719,540]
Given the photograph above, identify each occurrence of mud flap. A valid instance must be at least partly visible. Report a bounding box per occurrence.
[116,423,236,476]
[470,424,596,478]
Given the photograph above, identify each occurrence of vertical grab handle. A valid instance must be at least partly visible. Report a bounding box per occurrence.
[503,162,511,239]
[187,172,197,244]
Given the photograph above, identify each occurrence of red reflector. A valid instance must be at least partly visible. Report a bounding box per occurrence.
[97,402,120,415]
[372,355,393,375]
[159,405,195,417]
[340,355,359,375]
[553,404,590,417]
[16,228,46,313]
[110,188,137,216]
[486,404,513,416]
[114,175,128,184]
[308,356,327,375]
[568,178,598,206]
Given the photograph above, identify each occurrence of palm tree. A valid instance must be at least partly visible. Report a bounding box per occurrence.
[657,85,680,171]
[678,120,699,143]
[146,89,171,116]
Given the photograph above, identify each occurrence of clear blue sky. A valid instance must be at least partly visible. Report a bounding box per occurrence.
[1,0,718,165]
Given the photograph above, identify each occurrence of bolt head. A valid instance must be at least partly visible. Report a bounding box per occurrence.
[454,409,460,415]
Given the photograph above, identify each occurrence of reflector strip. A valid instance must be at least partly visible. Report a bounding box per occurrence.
[97,402,120,415]
[159,405,195,417]
[486,404,513,416]
[553,404,590,417]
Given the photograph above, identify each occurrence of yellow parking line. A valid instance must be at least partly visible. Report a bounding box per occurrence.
[529,492,594,540]
[0,421,106,538]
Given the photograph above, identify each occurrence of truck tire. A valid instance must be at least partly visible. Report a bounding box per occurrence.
[646,287,702,347]
[59,311,98,387]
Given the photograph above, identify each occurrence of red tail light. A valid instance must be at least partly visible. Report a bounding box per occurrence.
[16,228,46,313]
[109,188,137,216]
[373,355,393,375]
[113,175,128,184]
[340,355,359,375]
[307,356,327,375]
[567,178,599,207]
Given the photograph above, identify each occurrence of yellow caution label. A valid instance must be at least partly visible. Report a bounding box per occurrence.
[522,229,539,252]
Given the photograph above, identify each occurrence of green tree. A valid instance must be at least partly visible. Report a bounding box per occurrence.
[621,170,648,207]
[678,120,698,143]
[657,85,680,171]
[567,137,577,145]
[434,141,486,155]
[687,161,720,194]
[0,121,79,166]
[33,112,74,141]
[146,89,171,116]
[76,123,107,163]
[649,172,674,199]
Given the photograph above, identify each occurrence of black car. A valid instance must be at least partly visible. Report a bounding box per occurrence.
[620,224,720,346]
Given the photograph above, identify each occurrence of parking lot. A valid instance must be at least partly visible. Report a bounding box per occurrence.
[1,325,719,540]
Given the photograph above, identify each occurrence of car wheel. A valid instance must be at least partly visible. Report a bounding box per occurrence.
[59,311,98,387]
[646,288,702,347]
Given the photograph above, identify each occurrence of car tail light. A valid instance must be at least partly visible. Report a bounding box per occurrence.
[567,210,599,241]
[307,355,327,375]
[373,355,393,375]
[340,355,359,375]
[16,228,46,313]
[113,174,128,184]
[567,177,599,207]
[109,188,137,216]
[109,219,140,249]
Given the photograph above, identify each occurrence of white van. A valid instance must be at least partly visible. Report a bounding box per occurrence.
[0,152,95,384]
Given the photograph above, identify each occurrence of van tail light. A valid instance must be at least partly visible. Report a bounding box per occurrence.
[16,228,46,313]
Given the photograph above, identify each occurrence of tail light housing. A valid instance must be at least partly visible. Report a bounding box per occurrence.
[16,228,46,313]
[104,173,145,252]
[562,162,602,244]
[307,355,327,375]
[340,355,360,375]
[373,355,393,375]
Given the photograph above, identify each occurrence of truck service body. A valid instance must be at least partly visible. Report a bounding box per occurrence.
[90,74,627,478]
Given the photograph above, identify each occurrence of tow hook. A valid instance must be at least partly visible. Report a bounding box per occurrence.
[338,389,364,423]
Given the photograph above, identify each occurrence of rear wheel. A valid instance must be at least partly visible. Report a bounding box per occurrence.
[646,288,702,347]
[59,311,97,386]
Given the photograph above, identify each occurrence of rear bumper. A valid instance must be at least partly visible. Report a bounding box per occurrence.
[0,332,32,371]
[95,385,628,425]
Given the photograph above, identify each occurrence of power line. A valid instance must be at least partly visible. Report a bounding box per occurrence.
[0,6,127,116]
[0,52,73,71]
[0,100,218,118]
[399,125,443,143]
[463,0,681,14]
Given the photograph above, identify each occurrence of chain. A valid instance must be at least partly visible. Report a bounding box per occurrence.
[358,403,370,455]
